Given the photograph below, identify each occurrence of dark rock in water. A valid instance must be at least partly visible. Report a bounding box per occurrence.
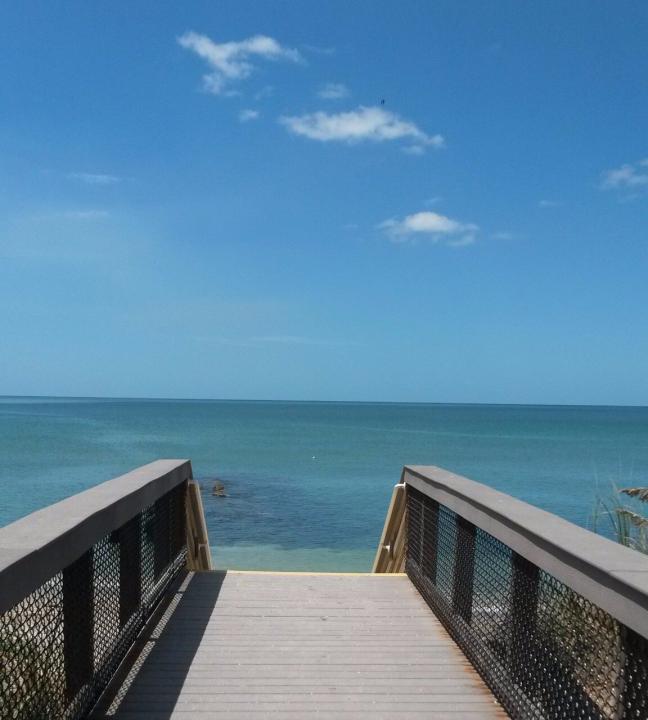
[212,480,227,497]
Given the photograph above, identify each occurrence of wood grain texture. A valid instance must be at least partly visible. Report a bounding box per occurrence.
[185,481,212,571]
[372,483,407,573]
[96,571,507,719]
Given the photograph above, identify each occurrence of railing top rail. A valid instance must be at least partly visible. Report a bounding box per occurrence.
[403,464,648,638]
[0,459,192,614]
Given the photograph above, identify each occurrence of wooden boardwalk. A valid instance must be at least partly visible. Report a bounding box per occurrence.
[97,571,506,719]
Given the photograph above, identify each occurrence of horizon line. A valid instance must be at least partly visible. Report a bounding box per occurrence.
[1,394,647,410]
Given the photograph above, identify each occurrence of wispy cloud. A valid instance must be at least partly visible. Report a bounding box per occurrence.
[601,159,648,190]
[254,85,274,100]
[317,82,349,99]
[62,210,110,220]
[538,199,561,208]
[303,44,335,56]
[492,231,514,240]
[239,109,260,122]
[178,31,302,96]
[251,335,354,346]
[204,334,357,348]
[2,211,127,263]
[402,144,426,156]
[279,106,443,152]
[14,209,111,224]
[67,172,120,185]
[379,210,478,246]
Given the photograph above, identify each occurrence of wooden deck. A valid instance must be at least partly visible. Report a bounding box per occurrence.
[96,571,506,719]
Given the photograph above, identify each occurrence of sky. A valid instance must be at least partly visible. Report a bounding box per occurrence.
[1,1,647,404]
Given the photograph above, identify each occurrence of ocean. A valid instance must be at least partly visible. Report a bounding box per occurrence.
[1,397,646,571]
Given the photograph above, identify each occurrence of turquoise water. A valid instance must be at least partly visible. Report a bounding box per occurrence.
[1,397,647,571]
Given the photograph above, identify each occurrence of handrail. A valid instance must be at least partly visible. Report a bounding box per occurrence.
[186,478,213,571]
[398,464,648,720]
[372,483,406,572]
[403,464,648,637]
[0,459,211,720]
[0,459,192,614]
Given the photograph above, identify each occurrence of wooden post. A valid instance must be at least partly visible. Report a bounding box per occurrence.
[452,516,476,623]
[117,515,142,627]
[171,482,187,557]
[186,480,213,571]
[63,549,94,702]
[153,497,171,579]
[620,626,648,719]
[421,497,439,583]
[372,484,407,573]
[510,551,539,693]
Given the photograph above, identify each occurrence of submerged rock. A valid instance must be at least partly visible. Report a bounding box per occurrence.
[212,480,227,497]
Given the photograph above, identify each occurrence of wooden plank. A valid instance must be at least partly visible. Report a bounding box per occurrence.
[372,483,407,572]
[185,481,212,571]
[98,572,506,719]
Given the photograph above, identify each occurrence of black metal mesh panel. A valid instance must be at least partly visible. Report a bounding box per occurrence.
[0,482,187,720]
[406,485,648,720]
[0,575,66,719]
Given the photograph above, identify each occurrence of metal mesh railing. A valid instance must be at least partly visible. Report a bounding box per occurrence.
[406,484,648,720]
[0,482,187,720]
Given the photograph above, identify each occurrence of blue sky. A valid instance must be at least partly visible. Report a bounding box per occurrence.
[1,1,647,404]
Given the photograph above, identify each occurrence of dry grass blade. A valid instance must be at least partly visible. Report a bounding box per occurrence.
[620,487,648,503]
[616,508,648,528]
[592,485,648,555]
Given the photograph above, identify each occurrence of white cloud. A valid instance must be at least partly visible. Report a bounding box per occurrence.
[317,82,349,99]
[279,106,444,151]
[239,109,260,122]
[601,161,648,189]
[538,199,560,208]
[178,31,302,96]
[379,211,478,246]
[67,172,120,185]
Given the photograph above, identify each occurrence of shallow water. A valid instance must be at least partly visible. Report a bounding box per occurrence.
[1,397,646,571]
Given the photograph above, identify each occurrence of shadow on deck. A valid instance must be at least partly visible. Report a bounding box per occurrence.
[3,461,647,720]
[93,570,505,720]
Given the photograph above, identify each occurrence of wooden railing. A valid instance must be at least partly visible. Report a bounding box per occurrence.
[372,482,407,572]
[375,465,648,719]
[0,460,211,720]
